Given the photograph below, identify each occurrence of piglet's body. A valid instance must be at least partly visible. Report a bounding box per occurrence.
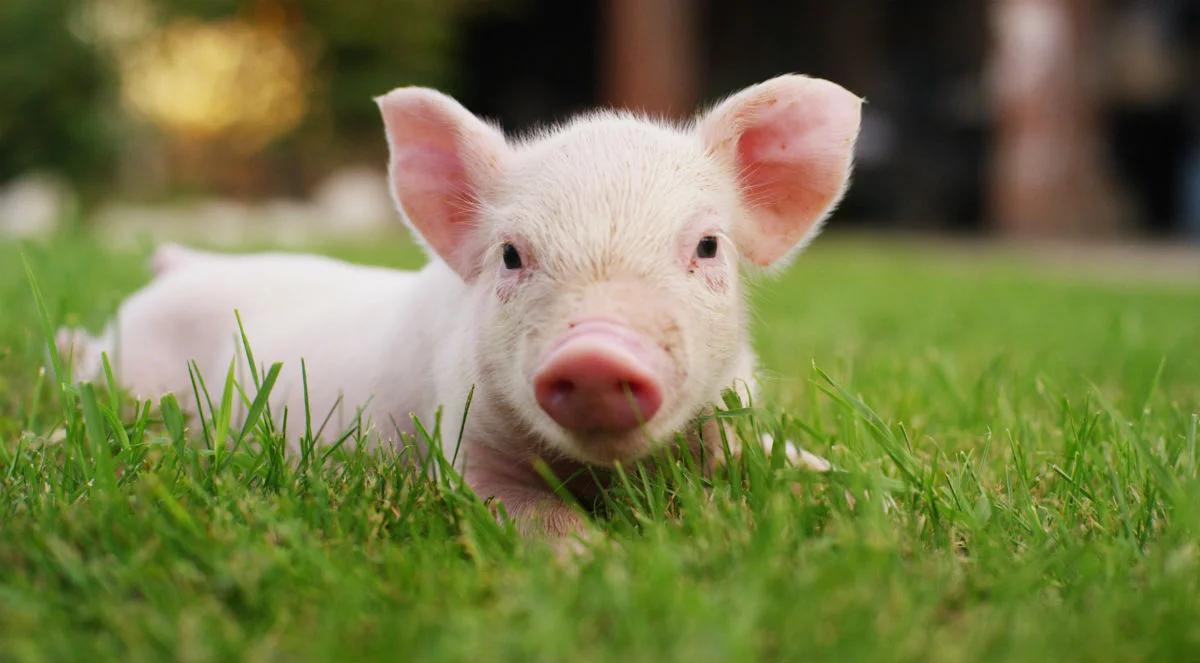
[81,248,469,436]
[63,75,861,536]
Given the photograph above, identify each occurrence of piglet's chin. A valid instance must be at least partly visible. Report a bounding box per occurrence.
[531,319,670,463]
[562,430,656,467]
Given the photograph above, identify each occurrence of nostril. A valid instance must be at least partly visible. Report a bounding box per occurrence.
[619,380,643,399]
[551,378,575,397]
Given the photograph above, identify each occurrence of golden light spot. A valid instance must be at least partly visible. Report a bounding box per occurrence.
[119,17,308,149]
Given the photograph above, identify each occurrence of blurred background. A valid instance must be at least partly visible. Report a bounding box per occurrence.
[1,0,1199,247]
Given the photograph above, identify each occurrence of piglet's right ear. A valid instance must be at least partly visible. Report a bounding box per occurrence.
[699,75,861,267]
[376,88,508,281]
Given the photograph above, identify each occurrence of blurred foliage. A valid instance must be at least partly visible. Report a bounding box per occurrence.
[0,0,510,193]
[0,0,119,190]
[291,1,476,144]
[118,17,310,148]
[155,0,488,145]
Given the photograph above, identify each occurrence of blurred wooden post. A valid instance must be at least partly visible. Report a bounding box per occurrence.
[989,0,1120,236]
[603,0,699,119]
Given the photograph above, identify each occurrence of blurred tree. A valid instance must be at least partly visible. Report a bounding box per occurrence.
[292,1,472,144]
[0,0,119,191]
[989,0,1122,236]
[149,0,488,150]
[107,0,502,195]
[4,0,509,199]
[604,0,699,118]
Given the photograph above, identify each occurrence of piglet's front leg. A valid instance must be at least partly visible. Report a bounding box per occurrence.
[461,440,590,538]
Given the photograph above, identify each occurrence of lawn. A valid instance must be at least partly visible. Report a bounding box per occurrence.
[1,232,1199,662]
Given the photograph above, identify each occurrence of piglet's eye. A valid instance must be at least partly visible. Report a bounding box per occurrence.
[502,243,523,269]
[695,236,719,259]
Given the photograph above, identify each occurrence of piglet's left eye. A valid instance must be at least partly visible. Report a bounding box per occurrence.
[502,243,523,269]
[695,236,719,259]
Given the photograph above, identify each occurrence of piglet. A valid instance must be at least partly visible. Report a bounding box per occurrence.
[59,75,861,536]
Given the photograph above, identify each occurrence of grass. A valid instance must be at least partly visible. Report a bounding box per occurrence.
[1,231,1199,662]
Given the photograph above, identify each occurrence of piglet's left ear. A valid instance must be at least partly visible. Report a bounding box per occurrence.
[698,75,862,266]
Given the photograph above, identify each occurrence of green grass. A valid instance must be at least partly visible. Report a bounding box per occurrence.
[2,232,1199,662]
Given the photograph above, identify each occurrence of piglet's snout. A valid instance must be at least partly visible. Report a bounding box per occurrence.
[533,320,665,434]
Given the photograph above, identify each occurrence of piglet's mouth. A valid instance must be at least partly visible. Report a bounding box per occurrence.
[532,319,667,438]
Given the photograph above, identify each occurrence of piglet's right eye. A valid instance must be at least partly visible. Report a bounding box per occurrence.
[502,243,523,269]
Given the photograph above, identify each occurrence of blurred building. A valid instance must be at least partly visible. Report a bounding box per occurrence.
[456,0,1200,239]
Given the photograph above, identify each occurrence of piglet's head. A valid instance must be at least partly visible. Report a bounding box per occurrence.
[377,75,861,466]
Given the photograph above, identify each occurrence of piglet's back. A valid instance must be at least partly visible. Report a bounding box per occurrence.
[102,249,431,434]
